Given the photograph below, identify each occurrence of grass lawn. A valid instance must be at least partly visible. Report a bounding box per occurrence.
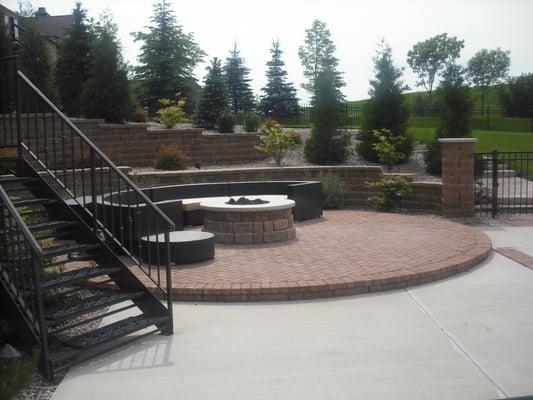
[407,127,533,152]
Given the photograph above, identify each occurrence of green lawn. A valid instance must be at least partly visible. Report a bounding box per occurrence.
[407,127,533,152]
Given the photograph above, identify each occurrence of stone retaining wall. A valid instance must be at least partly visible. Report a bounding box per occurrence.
[130,166,443,214]
[14,115,267,167]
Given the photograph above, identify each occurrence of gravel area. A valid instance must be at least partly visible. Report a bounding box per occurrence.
[136,126,441,183]
[12,289,108,400]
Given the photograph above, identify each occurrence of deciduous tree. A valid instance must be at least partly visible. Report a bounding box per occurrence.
[407,33,464,109]
[467,48,510,110]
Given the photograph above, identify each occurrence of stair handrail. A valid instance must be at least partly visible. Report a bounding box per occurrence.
[16,70,175,229]
[0,184,43,258]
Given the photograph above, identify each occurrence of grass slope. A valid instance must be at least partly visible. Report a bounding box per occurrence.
[350,86,504,109]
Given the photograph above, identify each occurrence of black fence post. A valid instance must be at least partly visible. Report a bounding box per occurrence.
[486,106,490,131]
[491,150,499,218]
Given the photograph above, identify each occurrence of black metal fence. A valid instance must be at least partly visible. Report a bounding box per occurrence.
[281,103,533,133]
[475,151,533,217]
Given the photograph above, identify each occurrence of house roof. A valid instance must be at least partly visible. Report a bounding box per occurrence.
[33,14,73,41]
[0,4,18,19]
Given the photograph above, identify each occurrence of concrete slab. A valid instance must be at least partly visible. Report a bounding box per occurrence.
[408,253,533,398]
[52,290,499,400]
[481,225,533,255]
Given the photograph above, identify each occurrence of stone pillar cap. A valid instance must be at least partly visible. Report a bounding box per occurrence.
[438,138,478,143]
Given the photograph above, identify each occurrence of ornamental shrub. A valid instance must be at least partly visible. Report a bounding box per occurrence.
[130,106,148,122]
[154,145,189,170]
[367,175,413,212]
[156,97,188,128]
[255,121,296,166]
[216,110,236,133]
[244,112,261,132]
[321,173,346,209]
[372,129,406,171]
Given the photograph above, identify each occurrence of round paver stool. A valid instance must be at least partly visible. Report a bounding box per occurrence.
[141,231,215,265]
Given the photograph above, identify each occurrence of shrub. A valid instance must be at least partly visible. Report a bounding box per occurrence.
[372,129,407,171]
[304,71,350,165]
[154,146,189,170]
[156,97,188,128]
[130,106,148,123]
[216,110,236,133]
[321,173,346,209]
[0,349,39,400]
[500,73,533,118]
[367,176,413,212]
[244,112,261,132]
[255,121,296,166]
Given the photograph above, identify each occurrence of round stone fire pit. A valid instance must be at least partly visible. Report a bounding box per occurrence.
[200,195,296,244]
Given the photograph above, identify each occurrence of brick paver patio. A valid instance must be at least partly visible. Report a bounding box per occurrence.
[127,210,492,301]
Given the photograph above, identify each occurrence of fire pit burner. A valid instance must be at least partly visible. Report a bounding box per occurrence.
[226,196,270,205]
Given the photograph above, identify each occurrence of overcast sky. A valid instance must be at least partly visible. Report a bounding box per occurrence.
[4,0,533,102]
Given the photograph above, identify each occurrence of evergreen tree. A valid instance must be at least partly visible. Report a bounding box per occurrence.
[298,19,344,97]
[224,42,255,115]
[55,2,93,116]
[425,64,473,175]
[304,70,350,165]
[259,40,298,118]
[80,15,134,122]
[133,0,205,113]
[356,40,411,163]
[17,18,57,101]
[194,57,229,129]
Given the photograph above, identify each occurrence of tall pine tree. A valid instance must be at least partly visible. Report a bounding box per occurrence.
[55,2,93,117]
[80,15,134,122]
[298,20,344,97]
[224,42,255,115]
[194,57,229,129]
[259,40,298,118]
[133,0,204,113]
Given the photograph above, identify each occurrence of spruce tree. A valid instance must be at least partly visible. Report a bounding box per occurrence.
[298,19,344,97]
[425,64,473,175]
[80,15,134,122]
[55,2,93,116]
[304,70,350,165]
[194,58,229,129]
[259,40,298,118]
[356,40,411,163]
[224,42,255,115]
[133,0,205,113]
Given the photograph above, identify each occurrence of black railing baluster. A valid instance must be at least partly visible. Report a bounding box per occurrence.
[80,141,86,208]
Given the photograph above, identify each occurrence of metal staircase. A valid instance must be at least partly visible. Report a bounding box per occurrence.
[0,55,175,381]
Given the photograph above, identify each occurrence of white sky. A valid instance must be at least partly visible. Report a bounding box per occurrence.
[4,0,533,102]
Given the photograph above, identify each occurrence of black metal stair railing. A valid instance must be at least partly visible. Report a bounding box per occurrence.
[0,184,52,378]
[0,56,175,325]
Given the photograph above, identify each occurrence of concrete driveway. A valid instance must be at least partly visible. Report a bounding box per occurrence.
[51,225,533,400]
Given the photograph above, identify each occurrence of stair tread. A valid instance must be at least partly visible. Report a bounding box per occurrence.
[27,220,78,231]
[41,265,121,289]
[0,176,38,184]
[12,198,57,207]
[63,315,167,349]
[42,243,99,258]
[45,291,143,321]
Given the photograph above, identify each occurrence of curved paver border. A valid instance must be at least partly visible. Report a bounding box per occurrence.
[122,211,492,302]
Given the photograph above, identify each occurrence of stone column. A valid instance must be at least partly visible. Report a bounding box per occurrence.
[439,138,478,218]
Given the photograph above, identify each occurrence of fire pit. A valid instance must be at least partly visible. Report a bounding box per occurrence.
[200,195,296,244]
